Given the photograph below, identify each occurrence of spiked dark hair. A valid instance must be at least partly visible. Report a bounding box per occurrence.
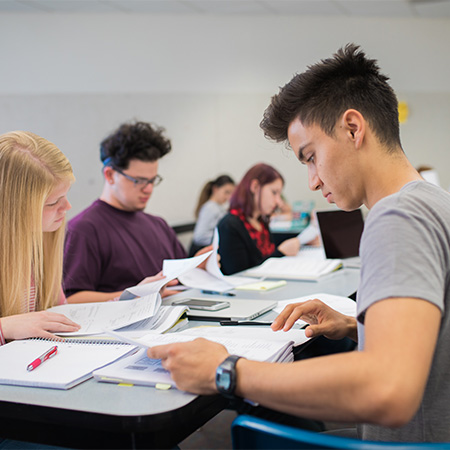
[260,44,402,152]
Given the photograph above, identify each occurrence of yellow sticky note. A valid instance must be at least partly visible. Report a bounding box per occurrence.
[155,383,172,390]
[235,280,287,291]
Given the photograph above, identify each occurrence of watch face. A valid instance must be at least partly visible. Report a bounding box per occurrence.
[216,355,241,398]
[219,372,231,389]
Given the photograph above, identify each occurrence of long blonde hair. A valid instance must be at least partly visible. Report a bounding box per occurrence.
[0,131,75,317]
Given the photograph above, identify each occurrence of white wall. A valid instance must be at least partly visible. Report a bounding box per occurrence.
[0,13,449,223]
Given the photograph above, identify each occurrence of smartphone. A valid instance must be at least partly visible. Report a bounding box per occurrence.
[171,298,230,311]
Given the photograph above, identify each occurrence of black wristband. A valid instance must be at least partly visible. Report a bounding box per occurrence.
[215,355,243,399]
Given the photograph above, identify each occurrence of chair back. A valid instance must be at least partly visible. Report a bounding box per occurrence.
[231,415,450,450]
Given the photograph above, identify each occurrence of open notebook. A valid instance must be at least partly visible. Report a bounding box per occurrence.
[0,338,136,390]
[245,256,342,280]
[94,326,306,389]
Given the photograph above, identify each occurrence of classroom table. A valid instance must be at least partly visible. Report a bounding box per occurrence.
[0,268,359,449]
[167,266,360,308]
[0,373,228,449]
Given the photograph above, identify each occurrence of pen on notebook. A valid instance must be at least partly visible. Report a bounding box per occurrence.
[220,320,273,326]
[27,345,58,372]
[201,290,235,297]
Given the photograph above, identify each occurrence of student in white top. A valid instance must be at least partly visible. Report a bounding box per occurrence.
[0,131,80,345]
[189,175,235,255]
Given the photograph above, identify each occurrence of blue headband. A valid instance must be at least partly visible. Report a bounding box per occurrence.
[103,157,113,167]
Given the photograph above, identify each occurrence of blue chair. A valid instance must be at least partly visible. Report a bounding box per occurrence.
[231,415,450,450]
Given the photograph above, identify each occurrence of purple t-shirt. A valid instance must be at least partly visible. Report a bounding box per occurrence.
[63,200,186,296]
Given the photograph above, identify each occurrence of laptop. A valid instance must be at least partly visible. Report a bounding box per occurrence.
[177,298,277,322]
[315,209,364,268]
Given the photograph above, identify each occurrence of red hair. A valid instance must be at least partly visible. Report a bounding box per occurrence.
[230,163,284,219]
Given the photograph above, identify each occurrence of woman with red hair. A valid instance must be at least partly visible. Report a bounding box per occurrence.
[218,163,300,275]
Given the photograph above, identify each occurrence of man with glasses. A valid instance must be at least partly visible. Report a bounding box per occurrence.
[63,121,191,303]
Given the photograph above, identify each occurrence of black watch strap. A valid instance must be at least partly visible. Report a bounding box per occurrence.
[215,354,243,399]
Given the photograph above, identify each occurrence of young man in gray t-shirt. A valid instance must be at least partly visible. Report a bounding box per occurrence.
[356,180,450,441]
[143,44,450,443]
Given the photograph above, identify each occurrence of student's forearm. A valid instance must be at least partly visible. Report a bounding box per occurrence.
[234,314,435,427]
[66,290,122,303]
[234,351,416,427]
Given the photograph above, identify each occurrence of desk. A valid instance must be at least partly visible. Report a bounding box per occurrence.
[0,378,228,449]
[0,269,359,449]
[166,268,360,358]
[168,267,360,307]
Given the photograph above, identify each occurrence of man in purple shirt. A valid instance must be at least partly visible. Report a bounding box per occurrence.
[63,121,188,303]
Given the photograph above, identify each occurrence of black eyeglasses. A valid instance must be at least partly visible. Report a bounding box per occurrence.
[113,167,163,187]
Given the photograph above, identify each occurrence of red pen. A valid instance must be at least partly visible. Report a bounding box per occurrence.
[26,345,58,372]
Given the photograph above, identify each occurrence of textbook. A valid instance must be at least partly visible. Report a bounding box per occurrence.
[245,256,343,281]
[0,338,136,390]
[94,326,308,389]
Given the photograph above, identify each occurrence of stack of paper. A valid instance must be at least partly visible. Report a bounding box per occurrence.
[245,256,342,280]
[94,326,307,389]
[48,253,217,337]
[48,295,188,337]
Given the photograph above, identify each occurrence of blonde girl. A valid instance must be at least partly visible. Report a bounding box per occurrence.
[0,131,79,343]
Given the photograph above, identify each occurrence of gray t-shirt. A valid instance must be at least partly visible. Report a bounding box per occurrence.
[356,181,450,441]
[193,200,227,246]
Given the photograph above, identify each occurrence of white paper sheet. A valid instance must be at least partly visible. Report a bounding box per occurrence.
[295,246,326,260]
[177,267,232,292]
[245,257,342,280]
[120,251,212,300]
[108,329,295,363]
[275,292,357,318]
[115,305,188,334]
[297,223,320,245]
[182,325,309,347]
[49,292,162,335]
[178,229,256,291]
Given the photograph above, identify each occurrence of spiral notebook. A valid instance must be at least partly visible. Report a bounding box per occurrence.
[0,338,136,390]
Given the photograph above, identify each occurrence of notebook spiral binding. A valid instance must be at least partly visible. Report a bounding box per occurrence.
[29,337,132,345]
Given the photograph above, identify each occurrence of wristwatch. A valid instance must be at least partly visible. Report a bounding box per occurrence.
[215,355,243,399]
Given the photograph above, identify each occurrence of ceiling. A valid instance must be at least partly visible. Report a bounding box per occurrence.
[0,0,449,18]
